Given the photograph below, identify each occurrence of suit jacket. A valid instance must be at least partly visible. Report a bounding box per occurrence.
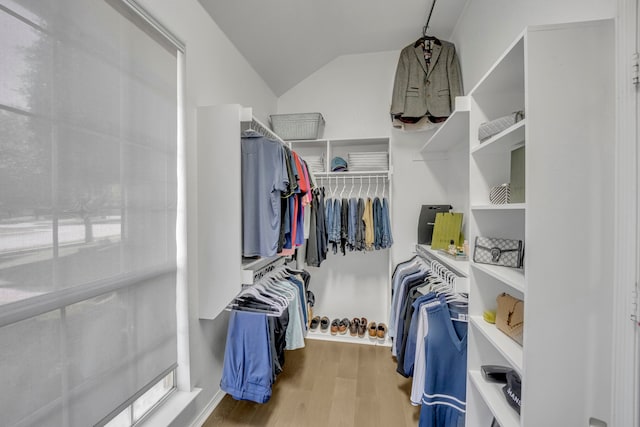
[390,39,463,119]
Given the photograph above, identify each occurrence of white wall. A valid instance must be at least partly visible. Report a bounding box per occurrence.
[452,0,616,92]
[134,1,277,425]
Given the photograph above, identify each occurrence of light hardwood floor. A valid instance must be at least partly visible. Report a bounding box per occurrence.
[203,339,421,427]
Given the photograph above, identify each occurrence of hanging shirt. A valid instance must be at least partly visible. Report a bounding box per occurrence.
[363,197,375,250]
[241,130,289,257]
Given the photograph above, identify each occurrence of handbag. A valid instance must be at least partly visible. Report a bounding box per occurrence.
[473,236,523,268]
[496,292,524,345]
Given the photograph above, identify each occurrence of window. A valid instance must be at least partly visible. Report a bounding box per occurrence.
[0,0,181,425]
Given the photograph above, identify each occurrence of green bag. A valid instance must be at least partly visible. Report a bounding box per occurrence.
[430,212,463,250]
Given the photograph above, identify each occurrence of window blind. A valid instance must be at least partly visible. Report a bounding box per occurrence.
[0,0,178,425]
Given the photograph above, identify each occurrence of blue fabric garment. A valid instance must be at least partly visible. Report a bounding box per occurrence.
[390,268,428,344]
[241,130,289,257]
[403,292,438,377]
[373,197,383,250]
[288,276,307,328]
[348,198,357,250]
[328,198,341,254]
[382,197,394,248]
[325,197,334,245]
[419,297,467,427]
[220,310,274,404]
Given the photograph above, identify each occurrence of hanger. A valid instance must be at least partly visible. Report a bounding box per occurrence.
[358,176,363,198]
[414,0,441,47]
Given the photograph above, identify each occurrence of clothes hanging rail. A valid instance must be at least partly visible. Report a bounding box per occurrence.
[241,256,292,286]
[242,116,286,144]
[415,244,469,293]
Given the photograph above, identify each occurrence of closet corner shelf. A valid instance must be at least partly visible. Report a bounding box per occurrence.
[468,370,521,427]
[470,316,523,374]
[416,244,469,277]
[471,203,526,211]
[470,120,525,156]
[419,107,470,155]
[471,262,525,294]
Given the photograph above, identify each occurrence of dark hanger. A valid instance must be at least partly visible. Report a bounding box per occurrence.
[414,35,441,48]
[414,0,441,47]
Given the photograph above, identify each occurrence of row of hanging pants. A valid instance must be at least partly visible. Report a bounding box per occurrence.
[220,268,310,403]
[390,256,469,427]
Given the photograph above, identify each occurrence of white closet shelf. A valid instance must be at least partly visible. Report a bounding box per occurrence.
[470,316,523,374]
[416,244,469,277]
[305,330,391,347]
[468,370,521,427]
[471,120,525,155]
[471,203,526,211]
[471,262,525,294]
[420,99,470,154]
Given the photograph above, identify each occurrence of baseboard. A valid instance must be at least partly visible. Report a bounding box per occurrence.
[189,389,226,427]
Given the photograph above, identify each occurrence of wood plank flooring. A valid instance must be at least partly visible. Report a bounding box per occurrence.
[203,339,421,427]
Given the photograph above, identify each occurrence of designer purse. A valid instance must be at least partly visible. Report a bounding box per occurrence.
[496,292,524,345]
[473,236,523,268]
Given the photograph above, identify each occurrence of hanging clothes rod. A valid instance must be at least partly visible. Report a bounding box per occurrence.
[415,244,469,293]
[242,116,286,144]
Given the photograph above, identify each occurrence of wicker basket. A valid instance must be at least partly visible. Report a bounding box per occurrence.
[269,113,325,140]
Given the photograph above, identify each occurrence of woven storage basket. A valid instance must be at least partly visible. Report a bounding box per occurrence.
[270,113,325,140]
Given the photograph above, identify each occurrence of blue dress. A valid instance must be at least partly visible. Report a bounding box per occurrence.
[418,296,468,427]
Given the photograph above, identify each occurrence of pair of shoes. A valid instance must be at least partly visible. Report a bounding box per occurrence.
[358,317,367,338]
[310,316,321,330]
[366,321,387,340]
[320,316,330,332]
[338,318,350,335]
[368,321,377,338]
[349,318,360,336]
[377,323,387,340]
[330,318,340,335]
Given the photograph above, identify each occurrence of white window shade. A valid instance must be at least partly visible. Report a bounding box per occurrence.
[0,0,178,425]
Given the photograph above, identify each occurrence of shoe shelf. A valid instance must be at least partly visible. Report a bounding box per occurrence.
[471,262,525,294]
[469,370,520,427]
[305,329,390,347]
[470,316,523,374]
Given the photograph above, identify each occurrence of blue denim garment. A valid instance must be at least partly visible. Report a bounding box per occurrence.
[382,197,394,248]
[373,197,383,250]
[348,198,357,249]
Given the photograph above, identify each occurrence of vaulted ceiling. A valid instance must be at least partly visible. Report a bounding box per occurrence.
[198,0,468,96]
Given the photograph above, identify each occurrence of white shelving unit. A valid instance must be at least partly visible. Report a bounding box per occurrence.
[289,136,393,346]
[465,20,615,426]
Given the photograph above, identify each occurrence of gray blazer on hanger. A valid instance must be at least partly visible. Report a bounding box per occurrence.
[390,39,463,119]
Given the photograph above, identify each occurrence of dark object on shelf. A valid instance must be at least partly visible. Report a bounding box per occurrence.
[502,370,522,415]
[481,365,511,383]
[417,205,452,244]
[473,236,524,268]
